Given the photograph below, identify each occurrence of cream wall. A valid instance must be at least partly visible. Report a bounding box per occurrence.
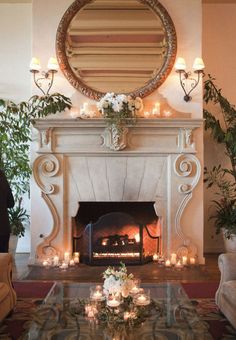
[203,3,236,252]
[0,3,31,102]
[30,0,205,263]
[0,3,31,253]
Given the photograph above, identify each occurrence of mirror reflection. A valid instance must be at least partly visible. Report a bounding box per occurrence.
[66,0,167,93]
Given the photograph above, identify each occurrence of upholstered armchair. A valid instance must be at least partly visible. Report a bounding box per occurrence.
[215,253,236,329]
[0,253,17,322]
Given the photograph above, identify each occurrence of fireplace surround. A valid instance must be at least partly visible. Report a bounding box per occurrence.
[31,116,203,264]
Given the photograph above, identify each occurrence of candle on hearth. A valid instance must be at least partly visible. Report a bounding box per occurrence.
[165,259,171,267]
[153,253,158,261]
[170,253,177,265]
[175,260,183,269]
[53,255,59,267]
[182,256,188,266]
[69,259,75,266]
[60,262,68,269]
[190,257,196,265]
[64,252,70,264]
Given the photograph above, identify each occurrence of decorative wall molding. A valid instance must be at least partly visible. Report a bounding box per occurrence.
[102,125,129,151]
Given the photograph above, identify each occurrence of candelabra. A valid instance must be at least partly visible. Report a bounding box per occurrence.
[29,57,59,95]
[175,57,205,102]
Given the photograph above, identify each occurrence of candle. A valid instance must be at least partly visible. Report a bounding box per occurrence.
[170,253,177,265]
[182,256,188,266]
[53,255,59,267]
[60,262,68,269]
[152,102,160,116]
[165,259,171,267]
[190,257,196,265]
[64,252,70,264]
[175,260,183,269]
[153,253,159,261]
[43,260,49,267]
[91,291,103,301]
[135,294,150,306]
[69,259,75,266]
[130,286,140,295]
[163,110,172,117]
[107,298,120,308]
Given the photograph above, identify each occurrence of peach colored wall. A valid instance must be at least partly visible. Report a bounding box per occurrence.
[30,0,205,262]
[203,3,236,252]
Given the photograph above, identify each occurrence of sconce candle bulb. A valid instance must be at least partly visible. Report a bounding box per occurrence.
[30,56,59,95]
[175,56,205,102]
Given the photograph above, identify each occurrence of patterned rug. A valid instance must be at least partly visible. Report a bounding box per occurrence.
[0,281,235,339]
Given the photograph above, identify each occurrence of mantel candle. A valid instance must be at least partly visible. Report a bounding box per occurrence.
[153,253,158,261]
[170,253,177,265]
[190,257,196,265]
[165,259,171,267]
[53,255,59,267]
[182,256,188,266]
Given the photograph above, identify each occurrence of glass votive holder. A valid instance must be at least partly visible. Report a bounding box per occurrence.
[130,279,141,296]
[133,290,150,306]
[90,286,105,302]
[106,294,121,308]
[84,302,98,318]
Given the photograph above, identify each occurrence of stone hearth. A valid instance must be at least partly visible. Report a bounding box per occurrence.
[31,117,203,264]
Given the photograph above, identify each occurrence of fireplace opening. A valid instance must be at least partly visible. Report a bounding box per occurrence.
[72,202,160,265]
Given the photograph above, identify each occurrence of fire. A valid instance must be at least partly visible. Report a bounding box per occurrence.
[134,233,140,243]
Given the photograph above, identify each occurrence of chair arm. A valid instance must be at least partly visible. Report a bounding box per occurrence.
[215,253,236,305]
[0,253,17,305]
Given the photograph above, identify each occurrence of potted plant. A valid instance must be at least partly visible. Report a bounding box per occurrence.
[0,93,72,253]
[8,199,29,254]
[204,76,236,252]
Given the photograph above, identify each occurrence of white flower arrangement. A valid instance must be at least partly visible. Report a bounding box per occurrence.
[97,93,143,128]
[103,263,135,297]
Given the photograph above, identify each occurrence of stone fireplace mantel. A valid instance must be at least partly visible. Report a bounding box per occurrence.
[31,117,203,264]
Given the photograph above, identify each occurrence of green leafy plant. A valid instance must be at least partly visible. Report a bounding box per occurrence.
[0,93,72,237]
[204,75,236,239]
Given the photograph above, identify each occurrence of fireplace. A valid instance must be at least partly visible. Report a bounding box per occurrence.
[31,117,204,265]
[73,202,160,265]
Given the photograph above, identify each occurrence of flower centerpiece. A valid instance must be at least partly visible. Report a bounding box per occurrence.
[97,93,143,150]
[102,262,135,298]
[97,93,143,128]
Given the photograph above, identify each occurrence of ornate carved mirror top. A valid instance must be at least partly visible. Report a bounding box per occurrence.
[56,0,177,100]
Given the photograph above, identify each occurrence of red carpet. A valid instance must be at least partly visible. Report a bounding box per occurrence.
[181,281,219,298]
[13,280,55,298]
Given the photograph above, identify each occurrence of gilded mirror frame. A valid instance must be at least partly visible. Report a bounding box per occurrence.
[56,0,177,100]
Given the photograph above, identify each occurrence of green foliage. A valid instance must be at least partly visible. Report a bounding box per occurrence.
[204,75,236,238]
[0,93,72,236]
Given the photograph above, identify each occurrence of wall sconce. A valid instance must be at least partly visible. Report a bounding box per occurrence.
[29,57,59,95]
[174,57,205,102]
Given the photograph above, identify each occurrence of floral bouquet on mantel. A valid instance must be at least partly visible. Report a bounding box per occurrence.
[103,262,135,298]
[97,92,143,128]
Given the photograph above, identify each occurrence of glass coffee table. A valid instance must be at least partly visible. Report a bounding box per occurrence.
[26,282,211,339]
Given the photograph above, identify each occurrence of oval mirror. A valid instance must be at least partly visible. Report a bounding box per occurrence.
[56,0,177,100]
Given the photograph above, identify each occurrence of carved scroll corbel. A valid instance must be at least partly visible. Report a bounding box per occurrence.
[174,154,201,257]
[33,154,60,260]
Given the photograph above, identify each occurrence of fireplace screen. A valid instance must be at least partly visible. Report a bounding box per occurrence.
[73,202,160,265]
